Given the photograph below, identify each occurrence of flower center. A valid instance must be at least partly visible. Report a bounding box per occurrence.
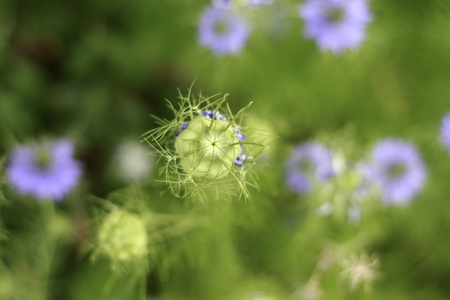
[35,148,52,169]
[387,163,406,179]
[299,158,314,174]
[326,8,346,24]
[214,19,229,35]
[175,117,241,179]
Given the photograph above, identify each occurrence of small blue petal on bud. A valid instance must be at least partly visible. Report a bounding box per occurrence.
[235,129,245,142]
[176,123,190,137]
[201,110,227,121]
[181,123,189,131]
[235,154,247,167]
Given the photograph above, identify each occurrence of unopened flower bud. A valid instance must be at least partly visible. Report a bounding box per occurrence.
[97,210,147,262]
[175,116,241,179]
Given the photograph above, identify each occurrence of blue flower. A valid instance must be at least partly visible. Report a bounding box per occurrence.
[212,0,231,9]
[212,0,273,9]
[7,139,82,201]
[439,112,450,154]
[299,0,372,53]
[370,138,426,205]
[352,161,375,200]
[198,6,250,56]
[285,142,335,195]
[247,0,273,8]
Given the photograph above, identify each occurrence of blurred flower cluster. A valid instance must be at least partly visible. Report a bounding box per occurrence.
[285,135,430,223]
[199,0,372,55]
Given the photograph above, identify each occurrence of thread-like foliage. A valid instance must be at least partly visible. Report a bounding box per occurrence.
[142,88,268,201]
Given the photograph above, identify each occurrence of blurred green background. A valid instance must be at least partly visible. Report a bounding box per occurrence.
[1,0,450,299]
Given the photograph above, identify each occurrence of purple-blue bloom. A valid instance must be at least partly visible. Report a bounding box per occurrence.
[7,139,82,201]
[299,0,372,54]
[198,6,250,56]
[285,142,335,195]
[370,138,426,205]
[352,161,374,200]
[248,0,273,8]
[439,112,450,154]
[212,0,273,9]
[212,0,231,9]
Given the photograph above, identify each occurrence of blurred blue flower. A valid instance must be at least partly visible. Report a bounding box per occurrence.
[248,0,273,8]
[299,0,372,54]
[348,205,361,222]
[370,138,426,205]
[198,6,250,56]
[7,139,82,201]
[285,142,335,195]
[212,0,273,9]
[439,112,450,154]
[212,0,231,9]
[352,161,374,200]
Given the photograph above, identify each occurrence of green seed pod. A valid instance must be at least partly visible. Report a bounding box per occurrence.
[97,209,147,262]
[175,117,241,179]
[142,89,269,200]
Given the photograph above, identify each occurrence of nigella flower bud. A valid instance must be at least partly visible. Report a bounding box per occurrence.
[142,89,268,200]
[175,116,241,179]
[97,209,147,263]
